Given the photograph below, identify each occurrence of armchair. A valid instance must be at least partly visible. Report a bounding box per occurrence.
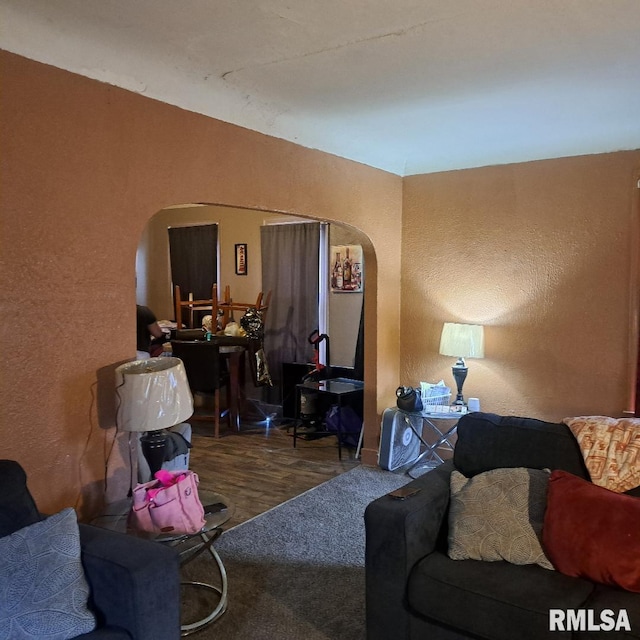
[365,413,640,640]
[0,460,181,640]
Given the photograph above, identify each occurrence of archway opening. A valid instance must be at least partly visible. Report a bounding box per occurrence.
[135,202,379,500]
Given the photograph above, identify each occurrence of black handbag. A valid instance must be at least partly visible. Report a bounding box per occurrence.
[396,386,423,413]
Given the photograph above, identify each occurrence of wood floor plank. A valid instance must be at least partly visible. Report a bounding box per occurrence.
[189,419,360,529]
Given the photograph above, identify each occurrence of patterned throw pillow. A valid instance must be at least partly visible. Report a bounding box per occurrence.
[562,415,640,493]
[448,467,553,570]
[0,508,97,640]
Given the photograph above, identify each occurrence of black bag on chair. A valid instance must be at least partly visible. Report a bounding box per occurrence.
[396,386,423,413]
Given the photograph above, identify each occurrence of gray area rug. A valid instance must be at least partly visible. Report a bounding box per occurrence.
[182,464,409,639]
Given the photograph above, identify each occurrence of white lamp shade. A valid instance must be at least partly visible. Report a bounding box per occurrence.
[115,357,193,432]
[439,323,485,359]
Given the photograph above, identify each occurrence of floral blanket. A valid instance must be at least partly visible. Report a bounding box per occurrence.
[562,416,640,493]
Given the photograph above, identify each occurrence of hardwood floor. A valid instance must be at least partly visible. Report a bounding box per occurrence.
[188,417,360,530]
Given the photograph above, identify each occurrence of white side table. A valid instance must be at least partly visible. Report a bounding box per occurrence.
[397,409,462,478]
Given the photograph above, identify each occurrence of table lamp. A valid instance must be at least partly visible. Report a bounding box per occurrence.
[115,357,194,476]
[439,322,484,409]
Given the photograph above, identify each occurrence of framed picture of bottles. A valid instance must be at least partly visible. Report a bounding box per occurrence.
[330,244,363,292]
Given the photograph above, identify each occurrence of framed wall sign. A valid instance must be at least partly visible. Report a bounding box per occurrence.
[235,243,248,275]
[330,244,363,292]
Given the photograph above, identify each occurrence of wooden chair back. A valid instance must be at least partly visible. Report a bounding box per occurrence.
[174,284,216,329]
[174,284,271,331]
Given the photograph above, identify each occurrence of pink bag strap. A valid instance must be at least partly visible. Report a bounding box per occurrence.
[175,472,204,532]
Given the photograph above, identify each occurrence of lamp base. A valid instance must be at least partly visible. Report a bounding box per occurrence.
[451,360,468,407]
[140,431,168,477]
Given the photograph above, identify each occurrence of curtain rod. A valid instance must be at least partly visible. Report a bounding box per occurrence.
[262,220,327,226]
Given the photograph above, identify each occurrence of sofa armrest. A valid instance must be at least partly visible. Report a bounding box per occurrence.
[79,523,181,640]
[365,460,455,640]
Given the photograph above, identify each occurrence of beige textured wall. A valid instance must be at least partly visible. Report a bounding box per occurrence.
[0,51,401,518]
[2,50,638,522]
[329,224,365,367]
[402,153,640,422]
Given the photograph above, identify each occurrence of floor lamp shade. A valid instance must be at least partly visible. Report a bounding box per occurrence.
[115,357,193,432]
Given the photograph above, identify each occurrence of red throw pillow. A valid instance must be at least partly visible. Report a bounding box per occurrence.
[543,470,640,592]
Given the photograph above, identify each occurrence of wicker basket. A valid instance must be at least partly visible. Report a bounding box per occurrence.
[420,382,451,412]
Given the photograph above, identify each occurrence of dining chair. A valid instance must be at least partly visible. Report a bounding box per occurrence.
[170,340,232,438]
[174,284,272,332]
[217,289,272,328]
[174,284,217,329]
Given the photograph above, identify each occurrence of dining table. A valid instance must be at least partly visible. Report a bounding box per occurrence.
[168,332,260,429]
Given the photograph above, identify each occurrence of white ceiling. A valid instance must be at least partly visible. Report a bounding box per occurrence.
[1,0,639,176]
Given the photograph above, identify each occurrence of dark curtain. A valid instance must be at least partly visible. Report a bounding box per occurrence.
[261,223,320,401]
[168,224,218,324]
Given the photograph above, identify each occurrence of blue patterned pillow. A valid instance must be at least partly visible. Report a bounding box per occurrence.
[0,508,97,640]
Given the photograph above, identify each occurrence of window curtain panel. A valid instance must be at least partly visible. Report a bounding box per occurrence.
[168,224,218,326]
[261,223,320,401]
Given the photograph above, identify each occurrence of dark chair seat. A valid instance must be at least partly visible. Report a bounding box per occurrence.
[171,339,233,438]
[408,551,593,640]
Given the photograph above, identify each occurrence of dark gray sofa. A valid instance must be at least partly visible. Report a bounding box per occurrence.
[0,460,181,639]
[365,412,640,640]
